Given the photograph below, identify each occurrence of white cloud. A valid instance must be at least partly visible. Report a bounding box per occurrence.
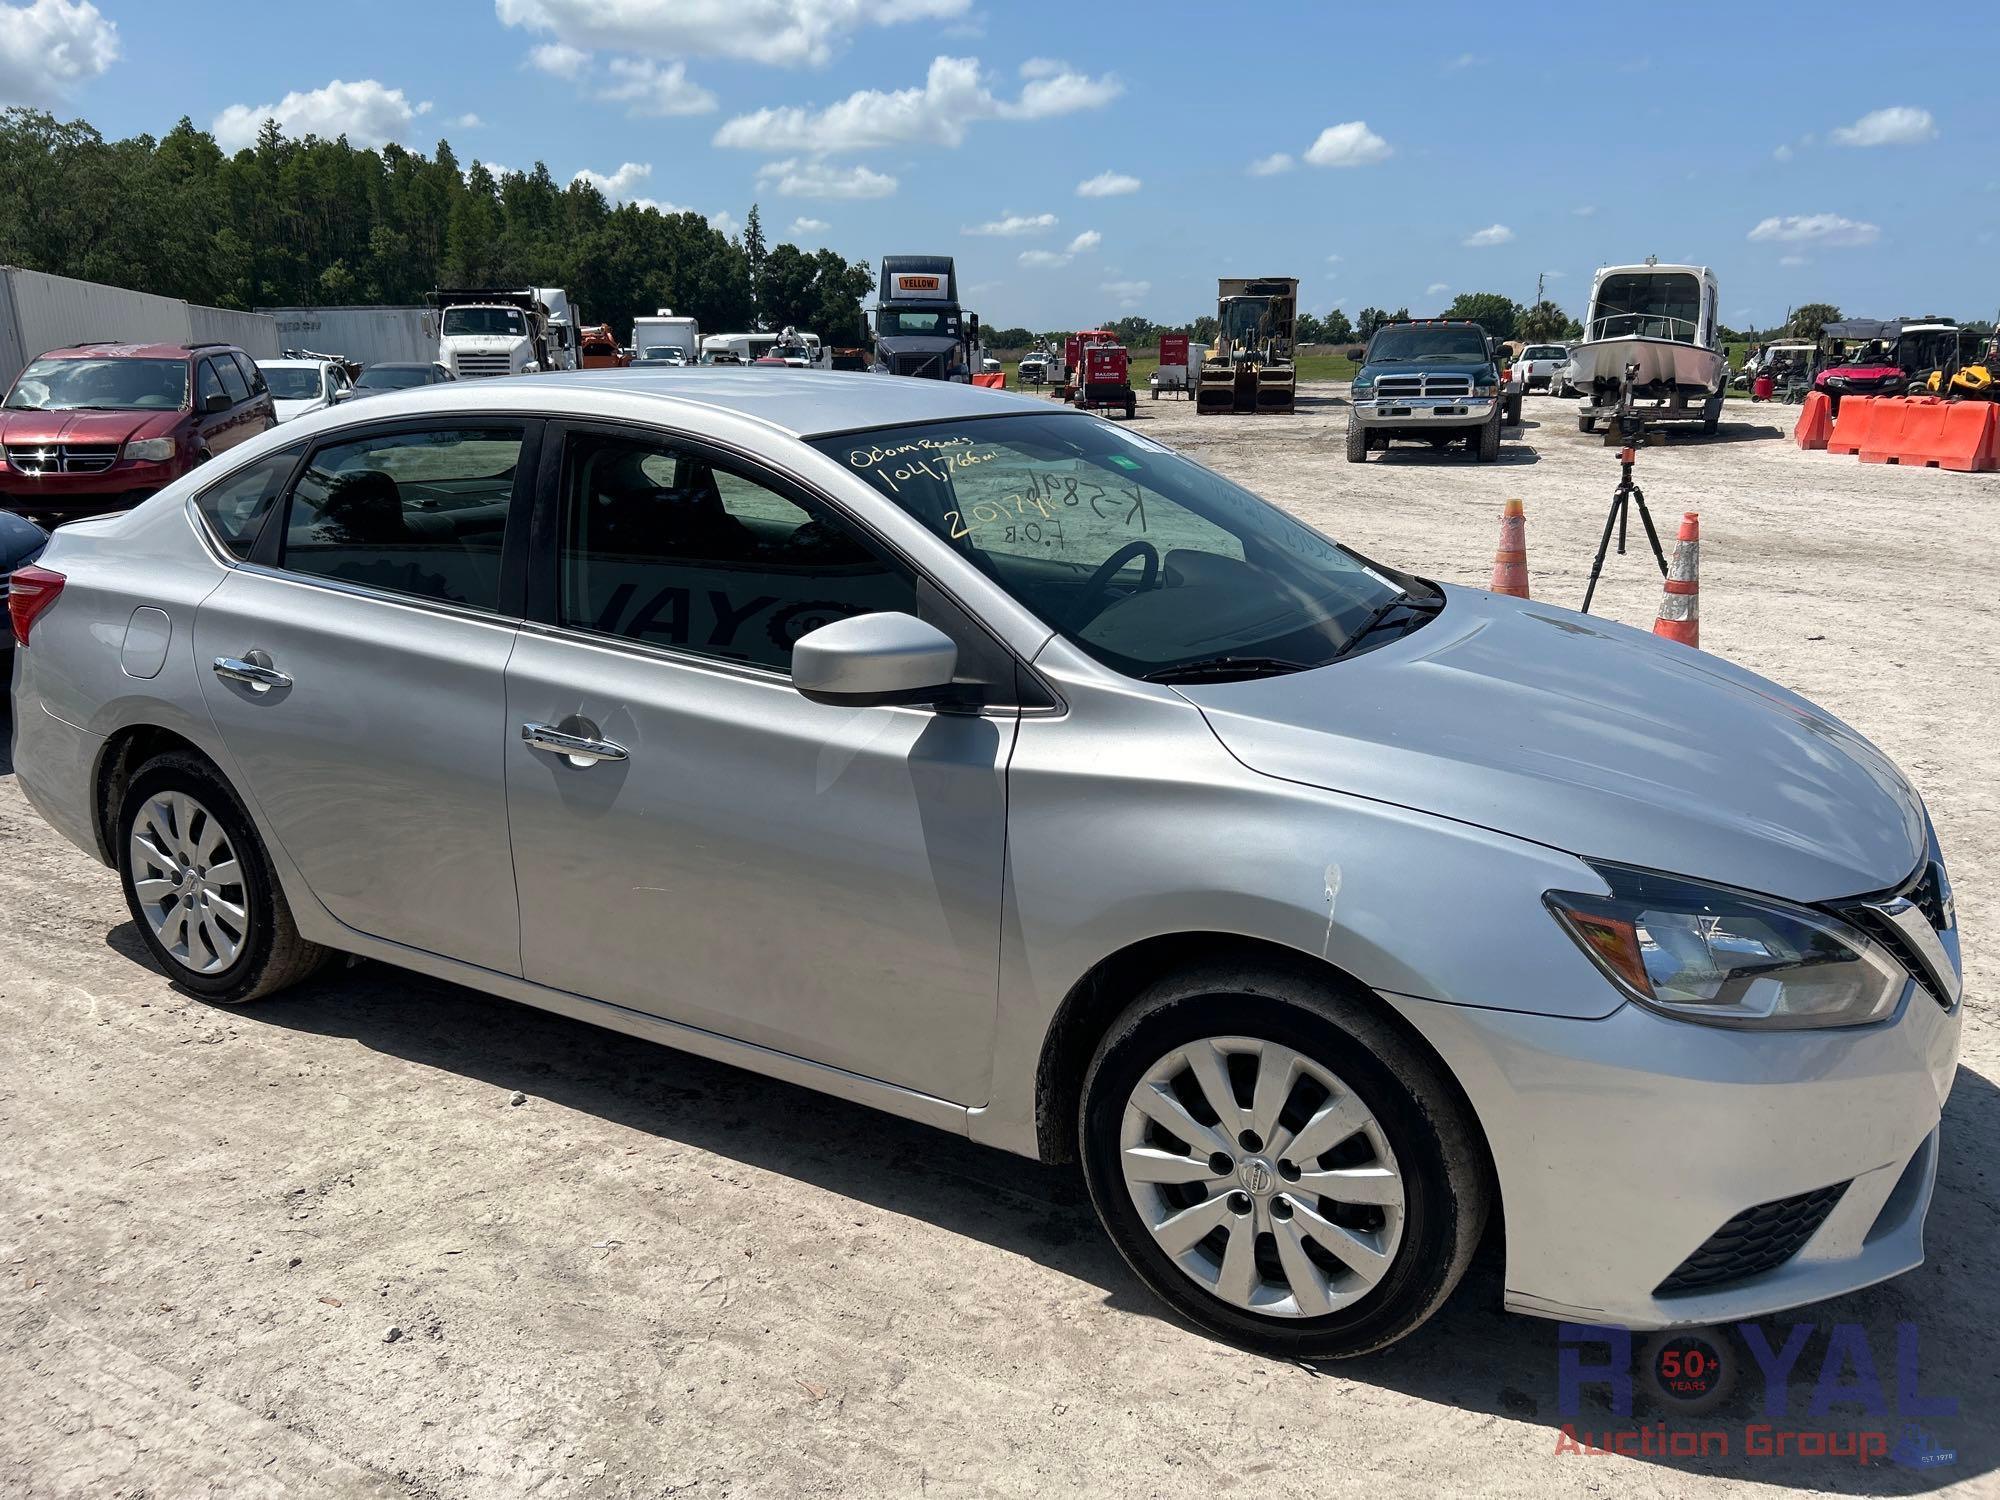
[572,160,653,201]
[712,54,1117,153]
[213,78,424,152]
[1066,229,1100,254]
[1571,204,1596,217]
[1248,152,1293,177]
[0,0,118,105]
[1444,52,1481,70]
[789,216,830,235]
[964,211,1057,236]
[527,41,589,79]
[755,157,897,199]
[455,112,484,128]
[1303,121,1390,168]
[1102,279,1150,308]
[1830,106,1936,147]
[1773,143,1794,163]
[1019,56,1066,78]
[1014,229,1099,271]
[1426,282,1450,295]
[1076,169,1140,197]
[1018,249,1067,269]
[1325,253,1343,263]
[1778,254,1809,267]
[1747,212,1880,247]
[601,57,716,116]
[495,0,971,68]
[708,209,740,237]
[1462,223,1514,247]
[466,160,516,183]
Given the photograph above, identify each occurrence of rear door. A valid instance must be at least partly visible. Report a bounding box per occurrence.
[206,355,258,453]
[193,417,539,974]
[500,421,1017,1101]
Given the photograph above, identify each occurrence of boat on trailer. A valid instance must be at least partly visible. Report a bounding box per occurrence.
[1570,260,1728,434]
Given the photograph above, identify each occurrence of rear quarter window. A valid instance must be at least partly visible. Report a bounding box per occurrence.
[194,448,300,559]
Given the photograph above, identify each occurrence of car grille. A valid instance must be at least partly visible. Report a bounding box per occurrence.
[1840,858,1960,1010]
[1374,373,1474,399]
[6,443,119,475]
[1654,1182,1849,1296]
[455,354,513,378]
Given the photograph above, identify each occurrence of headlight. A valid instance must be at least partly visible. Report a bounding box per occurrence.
[1351,375,1375,392]
[1544,863,1907,1029]
[123,436,176,462]
[1472,380,1498,395]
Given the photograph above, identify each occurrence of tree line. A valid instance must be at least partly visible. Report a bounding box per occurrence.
[0,108,874,344]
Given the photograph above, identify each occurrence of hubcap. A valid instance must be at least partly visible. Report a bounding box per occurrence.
[128,792,249,975]
[1118,1036,1405,1319]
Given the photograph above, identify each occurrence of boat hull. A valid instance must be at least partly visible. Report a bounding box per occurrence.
[1568,336,1725,395]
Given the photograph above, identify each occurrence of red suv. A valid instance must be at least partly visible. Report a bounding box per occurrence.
[0,341,276,528]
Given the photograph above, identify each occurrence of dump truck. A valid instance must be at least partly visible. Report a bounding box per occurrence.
[1196,277,1299,414]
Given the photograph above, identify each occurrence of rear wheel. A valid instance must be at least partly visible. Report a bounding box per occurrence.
[118,752,329,1004]
[1345,417,1368,463]
[1503,392,1523,425]
[1079,969,1489,1358]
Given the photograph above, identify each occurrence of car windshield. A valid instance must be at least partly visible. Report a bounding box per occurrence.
[878,309,959,338]
[810,413,1415,680]
[261,366,325,399]
[1367,327,1488,362]
[5,356,189,411]
[356,366,429,390]
[442,306,525,337]
[639,346,683,362]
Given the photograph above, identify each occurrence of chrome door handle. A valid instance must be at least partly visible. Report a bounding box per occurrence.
[213,655,291,692]
[522,721,629,766]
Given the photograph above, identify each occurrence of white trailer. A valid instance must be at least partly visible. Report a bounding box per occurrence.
[634,311,701,365]
[257,305,438,369]
[536,287,578,371]
[0,264,281,390]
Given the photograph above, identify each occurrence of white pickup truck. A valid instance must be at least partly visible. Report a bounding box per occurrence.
[1516,343,1571,394]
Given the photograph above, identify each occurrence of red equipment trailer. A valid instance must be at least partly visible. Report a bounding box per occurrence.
[1073,341,1137,418]
[1059,329,1116,400]
[1152,332,1192,400]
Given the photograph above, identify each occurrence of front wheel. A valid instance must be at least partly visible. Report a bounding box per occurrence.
[1345,417,1368,463]
[1477,410,1501,462]
[1079,970,1489,1358]
[118,752,330,1003]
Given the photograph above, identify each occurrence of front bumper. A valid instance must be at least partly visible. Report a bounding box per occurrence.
[1350,395,1495,427]
[1387,977,1961,1330]
[1,458,179,528]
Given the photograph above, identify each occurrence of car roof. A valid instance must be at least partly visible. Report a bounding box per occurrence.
[258,358,330,368]
[347,368,1062,438]
[36,342,209,361]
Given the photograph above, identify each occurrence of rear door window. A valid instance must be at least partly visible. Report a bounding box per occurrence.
[282,426,525,610]
[232,352,268,395]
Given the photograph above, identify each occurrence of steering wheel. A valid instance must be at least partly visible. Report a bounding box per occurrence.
[1065,539,1160,632]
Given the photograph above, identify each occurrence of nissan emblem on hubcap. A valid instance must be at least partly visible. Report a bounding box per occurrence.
[1239,1160,1273,1195]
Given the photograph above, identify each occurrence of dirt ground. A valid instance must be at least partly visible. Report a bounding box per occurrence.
[2,387,1994,1498]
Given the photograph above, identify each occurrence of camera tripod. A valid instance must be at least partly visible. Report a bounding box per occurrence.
[1580,366,1670,614]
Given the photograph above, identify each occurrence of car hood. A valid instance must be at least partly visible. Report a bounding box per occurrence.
[444,335,526,351]
[0,408,182,445]
[1358,359,1495,379]
[272,397,326,420]
[1818,364,1901,383]
[1179,587,1924,903]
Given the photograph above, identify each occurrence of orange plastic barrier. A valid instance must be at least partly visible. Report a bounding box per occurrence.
[1939,400,1999,472]
[1793,390,1832,450]
[971,371,1006,389]
[1860,397,1945,465]
[1826,395,1879,456]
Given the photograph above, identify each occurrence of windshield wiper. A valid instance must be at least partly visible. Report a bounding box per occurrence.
[1143,654,1313,684]
[1327,590,1444,662]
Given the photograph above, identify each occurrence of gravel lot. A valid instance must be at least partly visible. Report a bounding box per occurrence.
[3,387,1994,1498]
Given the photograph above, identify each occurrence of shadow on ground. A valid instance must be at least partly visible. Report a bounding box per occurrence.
[112,922,1992,1495]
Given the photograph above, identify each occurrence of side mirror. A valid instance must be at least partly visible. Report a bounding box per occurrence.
[792,612,959,708]
[203,391,231,413]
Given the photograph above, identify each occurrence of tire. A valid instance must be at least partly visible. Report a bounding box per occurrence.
[118,751,329,1004]
[1345,416,1368,463]
[1578,410,1596,434]
[1477,408,1501,462]
[1079,967,1490,1358]
[1503,392,1523,426]
[1701,392,1722,435]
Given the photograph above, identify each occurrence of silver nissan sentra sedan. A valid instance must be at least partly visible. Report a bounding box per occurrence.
[7,371,1962,1356]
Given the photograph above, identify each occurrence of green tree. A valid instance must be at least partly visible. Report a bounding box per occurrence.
[1356,306,1389,339]
[743,202,767,325]
[1443,291,1522,341]
[1520,299,1571,342]
[1322,307,1353,344]
[1789,302,1842,340]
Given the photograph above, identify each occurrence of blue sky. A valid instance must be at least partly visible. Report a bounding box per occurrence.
[7,0,1997,331]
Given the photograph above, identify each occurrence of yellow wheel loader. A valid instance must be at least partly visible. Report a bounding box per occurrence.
[1196,277,1300,414]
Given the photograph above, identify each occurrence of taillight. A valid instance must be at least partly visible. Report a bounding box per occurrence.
[7,564,65,646]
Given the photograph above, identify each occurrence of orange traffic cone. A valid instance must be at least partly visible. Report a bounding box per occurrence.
[1653,512,1700,648]
[1488,498,1530,598]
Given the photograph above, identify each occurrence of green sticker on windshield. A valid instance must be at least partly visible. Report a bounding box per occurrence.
[1108,454,1141,470]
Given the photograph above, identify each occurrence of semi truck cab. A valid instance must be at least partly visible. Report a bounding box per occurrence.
[873,257,977,381]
